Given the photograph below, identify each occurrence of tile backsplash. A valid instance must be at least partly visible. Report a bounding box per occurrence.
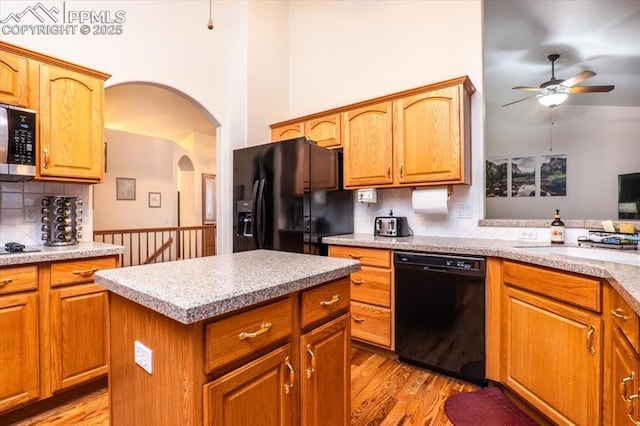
[0,181,92,245]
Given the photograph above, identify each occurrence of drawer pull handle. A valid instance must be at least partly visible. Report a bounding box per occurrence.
[629,394,640,425]
[0,278,13,287]
[43,149,49,169]
[352,316,365,323]
[306,344,316,379]
[238,322,272,340]
[612,308,632,321]
[73,268,98,277]
[621,371,635,402]
[351,279,365,285]
[320,295,340,306]
[586,325,596,356]
[284,356,295,395]
[348,253,363,259]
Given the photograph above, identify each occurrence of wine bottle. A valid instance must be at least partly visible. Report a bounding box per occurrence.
[550,209,565,244]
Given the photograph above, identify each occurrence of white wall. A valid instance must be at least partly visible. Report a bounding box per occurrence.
[0,0,254,252]
[486,103,640,220]
[287,0,491,237]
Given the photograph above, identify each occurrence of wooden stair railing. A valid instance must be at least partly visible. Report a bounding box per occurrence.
[143,236,173,264]
[93,225,216,267]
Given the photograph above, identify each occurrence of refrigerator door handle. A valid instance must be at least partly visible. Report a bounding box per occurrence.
[257,179,266,248]
[251,180,260,248]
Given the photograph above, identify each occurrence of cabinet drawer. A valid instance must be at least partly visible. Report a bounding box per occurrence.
[609,288,639,352]
[351,301,391,348]
[0,265,37,294]
[329,246,391,268]
[503,261,601,312]
[350,266,391,307]
[301,277,350,329]
[50,257,117,287]
[204,297,293,373]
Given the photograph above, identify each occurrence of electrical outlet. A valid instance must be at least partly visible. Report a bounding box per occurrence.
[24,207,37,223]
[356,188,377,203]
[519,229,537,240]
[134,341,153,374]
[456,205,472,219]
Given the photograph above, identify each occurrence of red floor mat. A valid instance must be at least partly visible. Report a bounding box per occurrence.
[445,386,539,425]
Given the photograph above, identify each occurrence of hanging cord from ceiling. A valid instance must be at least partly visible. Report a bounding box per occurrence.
[549,108,554,152]
[207,0,214,29]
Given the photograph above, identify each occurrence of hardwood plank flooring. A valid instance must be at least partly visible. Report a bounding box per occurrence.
[7,347,478,425]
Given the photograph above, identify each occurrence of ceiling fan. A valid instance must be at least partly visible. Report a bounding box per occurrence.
[503,54,615,107]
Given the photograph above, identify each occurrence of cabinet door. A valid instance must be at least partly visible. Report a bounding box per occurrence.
[305,113,342,149]
[271,123,304,142]
[300,314,350,426]
[0,50,29,107]
[0,292,39,412]
[343,102,393,188]
[203,344,295,426]
[39,63,104,181]
[393,86,462,185]
[50,283,108,392]
[503,286,602,425]
[610,326,640,425]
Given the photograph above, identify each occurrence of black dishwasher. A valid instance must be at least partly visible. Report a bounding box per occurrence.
[394,251,487,386]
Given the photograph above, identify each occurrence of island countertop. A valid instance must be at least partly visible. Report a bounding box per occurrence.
[94,249,361,324]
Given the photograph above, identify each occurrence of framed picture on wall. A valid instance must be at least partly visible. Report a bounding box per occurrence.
[202,173,216,224]
[116,177,136,200]
[149,192,161,208]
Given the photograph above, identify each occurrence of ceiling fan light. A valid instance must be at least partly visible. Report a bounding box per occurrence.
[538,93,568,107]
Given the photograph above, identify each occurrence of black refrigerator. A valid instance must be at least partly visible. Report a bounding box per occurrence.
[233,137,353,255]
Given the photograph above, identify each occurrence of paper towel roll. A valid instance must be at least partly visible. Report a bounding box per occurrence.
[412,188,449,214]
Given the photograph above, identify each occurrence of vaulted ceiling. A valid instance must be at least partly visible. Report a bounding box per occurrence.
[484,0,640,108]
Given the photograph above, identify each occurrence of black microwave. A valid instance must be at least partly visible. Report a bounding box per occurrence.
[0,104,37,181]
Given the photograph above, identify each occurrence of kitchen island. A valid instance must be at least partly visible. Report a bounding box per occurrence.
[94,250,360,425]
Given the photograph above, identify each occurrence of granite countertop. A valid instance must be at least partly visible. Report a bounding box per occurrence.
[94,249,361,325]
[0,241,124,266]
[323,233,640,315]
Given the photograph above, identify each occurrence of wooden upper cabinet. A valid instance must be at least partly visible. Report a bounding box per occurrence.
[0,50,30,107]
[271,123,304,142]
[343,101,393,188]
[38,63,105,182]
[305,113,342,149]
[394,85,465,185]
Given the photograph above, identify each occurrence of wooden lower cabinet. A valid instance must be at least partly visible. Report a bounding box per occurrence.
[502,286,602,425]
[49,283,109,392]
[300,314,350,426]
[109,277,350,425]
[0,256,117,417]
[204,314,350,426]
[609,325,640,424]
[328,245,393,350]
[605,284,640,425]
[204,345,295,426]
[0,292,39,412]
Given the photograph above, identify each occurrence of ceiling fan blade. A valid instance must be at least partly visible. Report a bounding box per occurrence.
[561,70,596,87]
[512,86,543,92]
[570,85,615,93]
[503,95,537,107]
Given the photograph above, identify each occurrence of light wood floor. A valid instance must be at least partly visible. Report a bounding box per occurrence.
[9,347,478,426]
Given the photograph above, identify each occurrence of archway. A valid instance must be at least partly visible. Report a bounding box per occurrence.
[94,83,218,232]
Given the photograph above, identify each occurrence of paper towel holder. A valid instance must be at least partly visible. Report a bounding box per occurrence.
[412,185,454,196]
